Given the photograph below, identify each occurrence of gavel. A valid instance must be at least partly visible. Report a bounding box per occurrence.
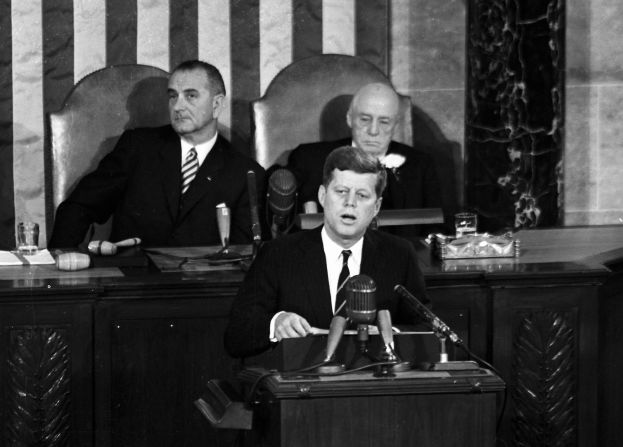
[87,237,141,256]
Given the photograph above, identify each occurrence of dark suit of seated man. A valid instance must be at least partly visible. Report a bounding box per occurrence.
[49,60,265,249]
[225,146,429,359]
[287,82,443,238]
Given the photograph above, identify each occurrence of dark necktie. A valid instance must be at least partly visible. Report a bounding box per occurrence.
[181,147,198,194]
[335,249,351,315]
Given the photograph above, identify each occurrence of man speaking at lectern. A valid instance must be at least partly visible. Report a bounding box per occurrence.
[225,146,429,359]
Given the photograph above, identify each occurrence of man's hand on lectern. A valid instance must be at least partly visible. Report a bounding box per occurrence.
[274,312,312,340]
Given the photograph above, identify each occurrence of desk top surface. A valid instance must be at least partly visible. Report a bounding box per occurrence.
[239,366,505,398]
[0,226,621,295]
[418,226,623,279]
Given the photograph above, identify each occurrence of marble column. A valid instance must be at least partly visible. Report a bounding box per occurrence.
[466,0,564,231]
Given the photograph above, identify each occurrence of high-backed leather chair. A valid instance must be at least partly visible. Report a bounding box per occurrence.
[49,64,170,241]
[251,54,412,169]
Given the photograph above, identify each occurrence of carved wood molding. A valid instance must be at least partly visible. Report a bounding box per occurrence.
[511,310,576,446]
[5,326,71,446]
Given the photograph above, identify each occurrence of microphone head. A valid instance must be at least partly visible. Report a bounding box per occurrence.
[345,274,377,324]
[267,169,297,217]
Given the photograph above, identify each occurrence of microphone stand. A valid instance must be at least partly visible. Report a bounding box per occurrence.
[423,331,480,371]
[375,310,411,377]
[346,323,380,370]
[394,284,480,371]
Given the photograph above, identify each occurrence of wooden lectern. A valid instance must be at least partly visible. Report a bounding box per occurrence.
[238,336,505,447]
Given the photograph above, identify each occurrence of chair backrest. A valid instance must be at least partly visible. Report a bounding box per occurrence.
[251,54,412,169]
[49,64,170,240]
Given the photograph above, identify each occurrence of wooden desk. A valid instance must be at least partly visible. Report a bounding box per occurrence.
[0,259,246,447]
[0,226,621,446]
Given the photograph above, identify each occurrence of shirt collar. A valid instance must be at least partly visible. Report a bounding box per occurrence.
[180,133,218,167]
[321,226,364,265]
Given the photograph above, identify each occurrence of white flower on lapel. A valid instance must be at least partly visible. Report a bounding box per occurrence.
[380,153,406,170]
[380,153,406,182]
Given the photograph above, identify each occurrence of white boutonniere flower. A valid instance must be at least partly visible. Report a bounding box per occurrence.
[380,154,406,181]
[380,153,406,170]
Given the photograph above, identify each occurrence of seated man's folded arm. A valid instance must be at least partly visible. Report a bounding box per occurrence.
[48,130,138,248]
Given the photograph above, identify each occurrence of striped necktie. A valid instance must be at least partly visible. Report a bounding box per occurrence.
[181,147,198,194]
[335,249,351,315]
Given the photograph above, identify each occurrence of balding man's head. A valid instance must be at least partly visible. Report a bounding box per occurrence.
[346,83,400,158]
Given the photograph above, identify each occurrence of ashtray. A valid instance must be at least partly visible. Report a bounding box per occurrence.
[428,233,520,260]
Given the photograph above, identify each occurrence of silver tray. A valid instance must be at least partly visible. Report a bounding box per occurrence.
[428,233,520,260]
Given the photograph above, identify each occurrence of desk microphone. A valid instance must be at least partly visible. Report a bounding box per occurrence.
[376,308,411,372]
[246,170,262,248]
[394,284,463,345]
[376,309,395,350]
[316,275,375,374]
[267,169,297,236]
[216,203,231,249]
[322,315,348,363]
[345,274,377,324]
[208,204,242,263]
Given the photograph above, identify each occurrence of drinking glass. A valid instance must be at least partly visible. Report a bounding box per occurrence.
[17,222,39,255]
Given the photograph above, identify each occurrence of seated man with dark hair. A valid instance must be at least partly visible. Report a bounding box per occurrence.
[225,145,429,359]
[287,82,443,238]
[49,59,265,249]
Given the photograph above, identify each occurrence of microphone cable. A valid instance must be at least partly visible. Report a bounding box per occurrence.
[394,283,508,434]
[453,341,508,436]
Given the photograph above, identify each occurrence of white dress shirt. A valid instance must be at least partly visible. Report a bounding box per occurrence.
[321,226,363,313]
[180,132,218,168]
[269,226,364,340]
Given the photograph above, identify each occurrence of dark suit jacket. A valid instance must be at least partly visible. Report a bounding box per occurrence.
[49,125,265,248]
[287,138,445,237]
[224,227,429,358]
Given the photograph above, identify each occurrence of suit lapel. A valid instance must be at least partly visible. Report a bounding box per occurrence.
[360,230,381,279]
[177,136,226,222]
[385,142,407,208]
[298,228,334,326]
[159,129,183,220]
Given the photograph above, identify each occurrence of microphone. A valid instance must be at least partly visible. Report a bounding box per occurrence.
[393,284,463,345]
[376,309,411,372]
[267,169,297,236]
[344,276,411,375]
[345,275,377,359]
[376,309,395,350]
[208,203,242,263]
[315,315,348,374]
[316,275,375,374]
[345,274,377,325]
[246,170,262,247]
[323,315,348,362]
[216,203,231,249]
